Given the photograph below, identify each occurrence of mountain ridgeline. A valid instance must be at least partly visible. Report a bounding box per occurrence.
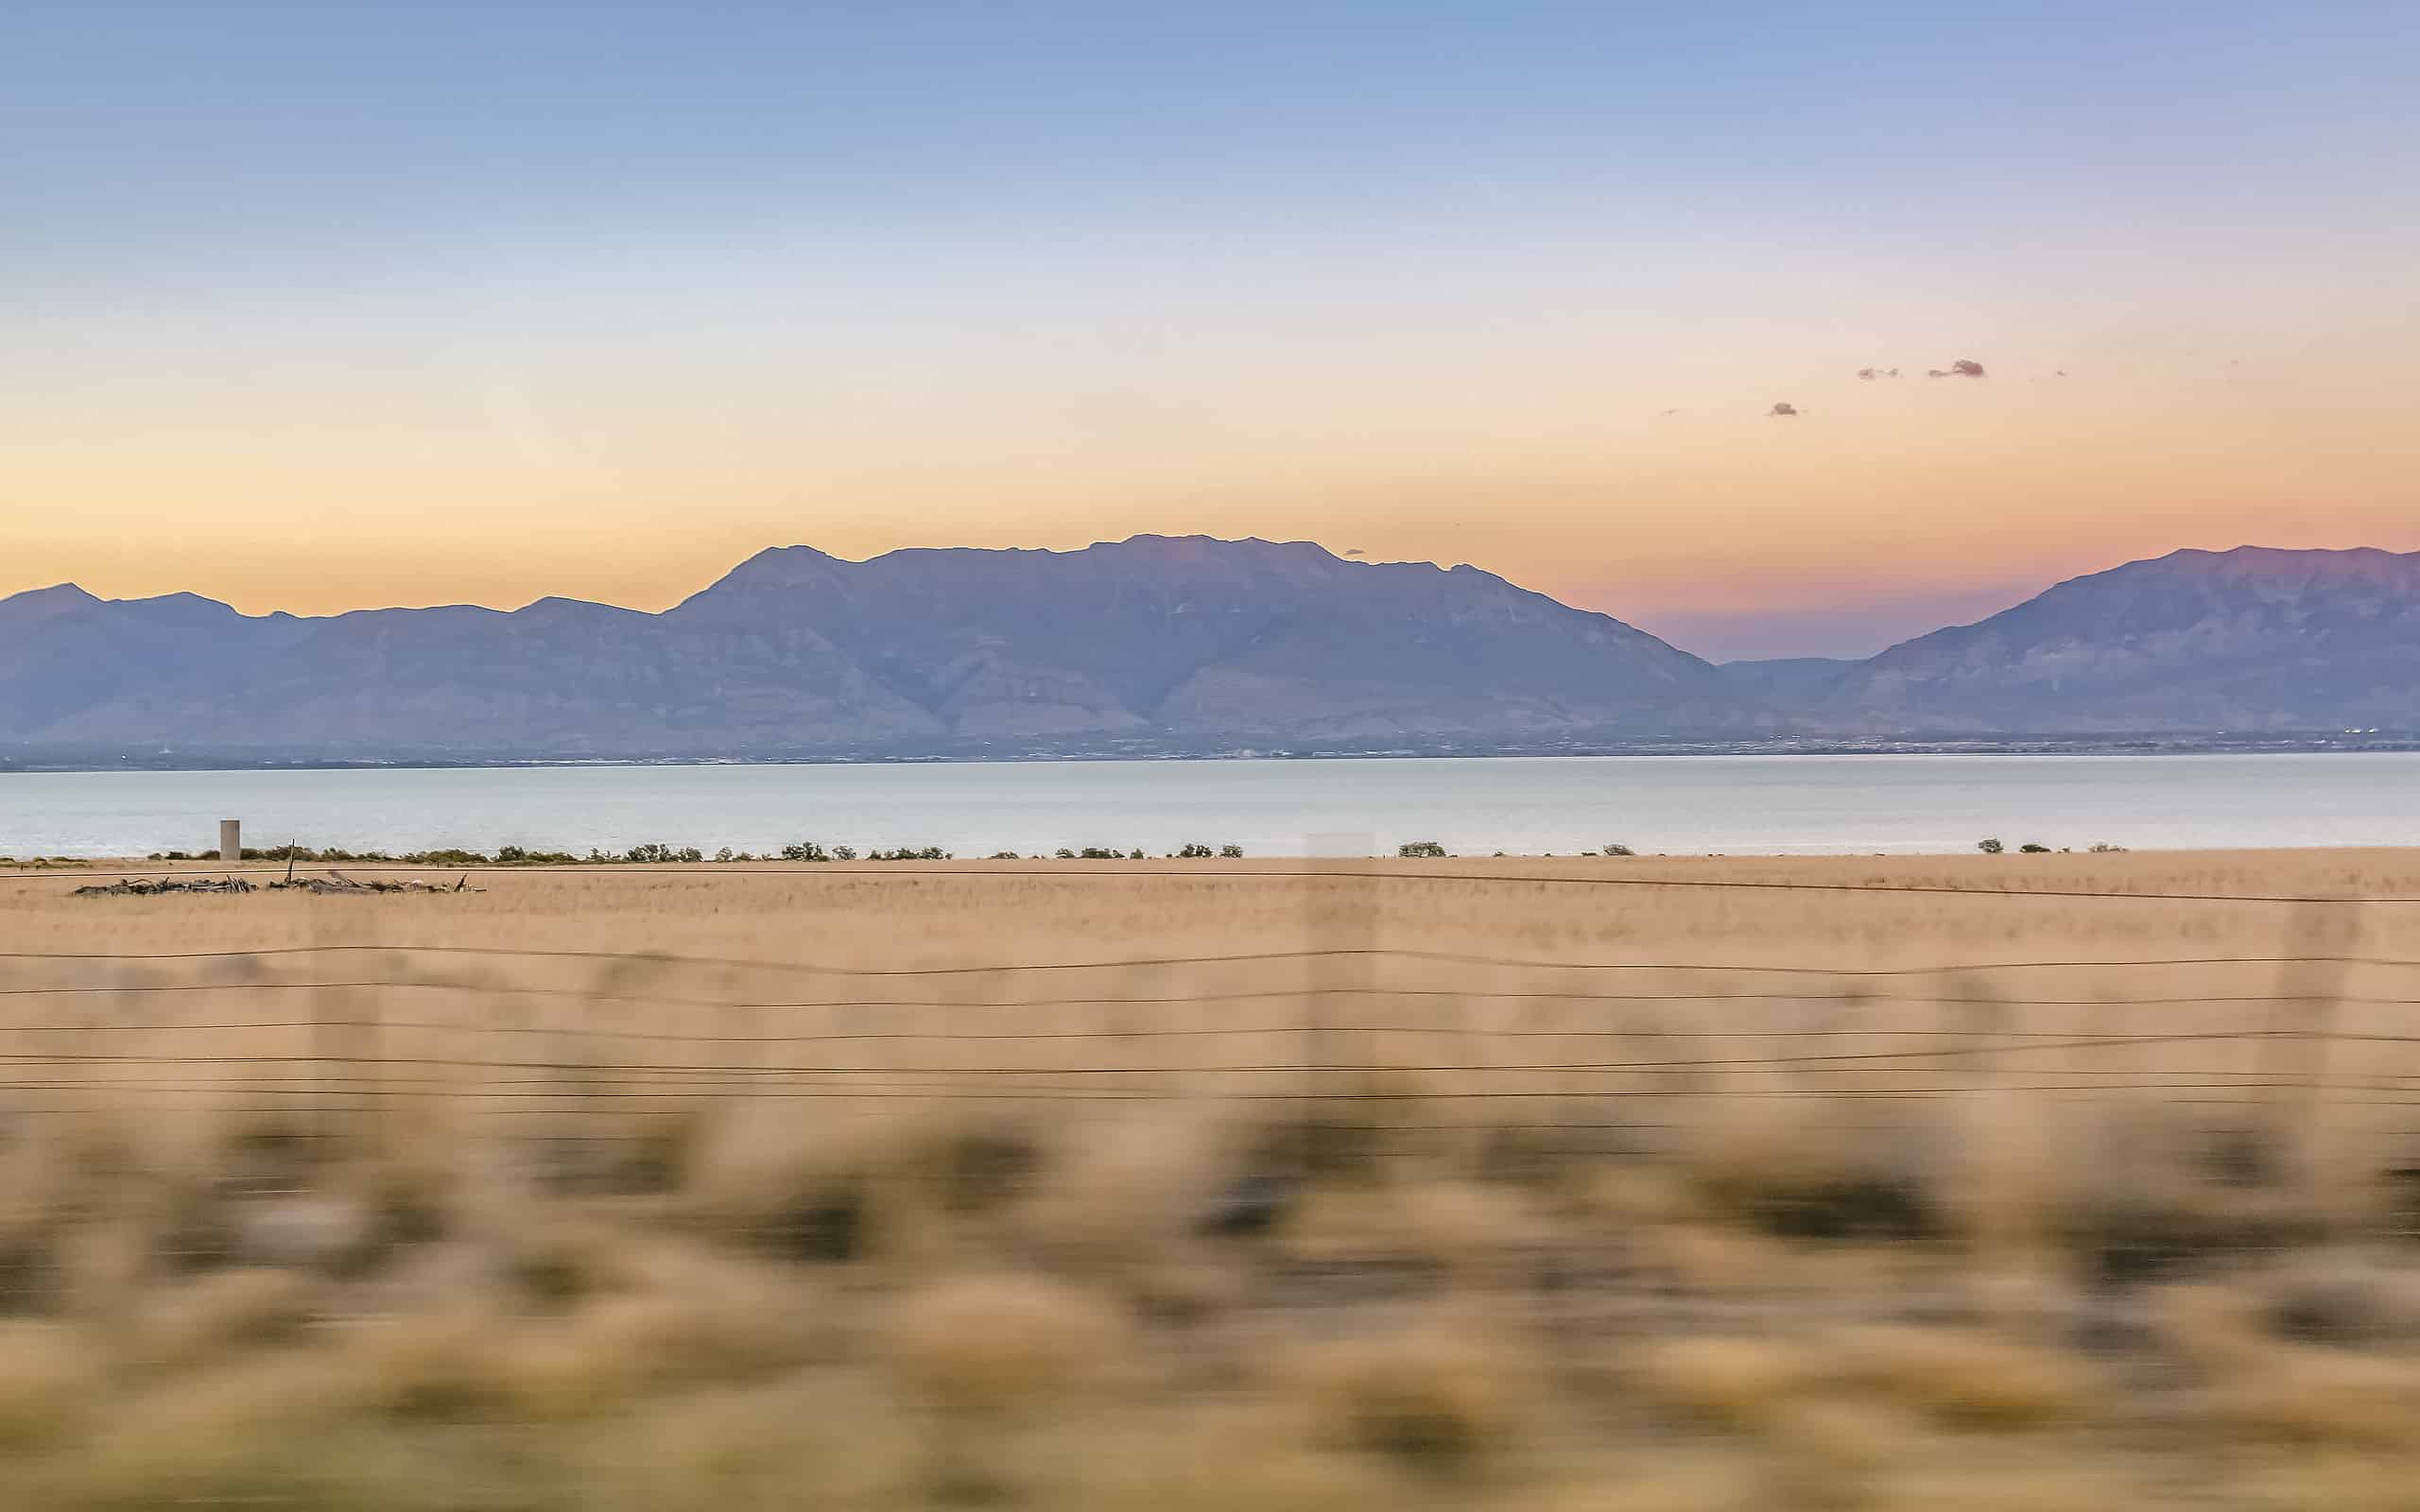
[3,540,2413,761]
[1738,546,2420,733]
[0,537,1728,757]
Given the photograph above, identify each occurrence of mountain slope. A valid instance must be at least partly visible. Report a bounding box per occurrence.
[1833,546,2420,731]
[672,536,1725,738]
[0,537,1736,755]
[8,540,2411,757]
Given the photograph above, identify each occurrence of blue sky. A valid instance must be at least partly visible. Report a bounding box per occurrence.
[6,3,2415,658]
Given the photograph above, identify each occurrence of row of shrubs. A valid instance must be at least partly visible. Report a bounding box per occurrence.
[1399,841,1637,858]
[1395,840,2137,860]
[145,841,1252,866]
[128,837,2135,865]
[1979,839,2130,854]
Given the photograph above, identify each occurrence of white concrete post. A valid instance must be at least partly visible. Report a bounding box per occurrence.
[219,819,242,863]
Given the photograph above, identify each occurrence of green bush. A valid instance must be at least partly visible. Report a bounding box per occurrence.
[1399,841,1448,859]
[493,845,580,865]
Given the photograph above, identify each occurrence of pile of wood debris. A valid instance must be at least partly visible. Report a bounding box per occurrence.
[74,871,478,898]
[274,870,477,895]
[73,876,257,897]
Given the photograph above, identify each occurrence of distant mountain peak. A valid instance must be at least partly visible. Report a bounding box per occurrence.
[674,543,850,608]
[1,581,100,610]
[0,582,104,636]
[1834,543,2420,732]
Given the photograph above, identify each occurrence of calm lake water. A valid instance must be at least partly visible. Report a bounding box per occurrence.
[4,754,2417,860]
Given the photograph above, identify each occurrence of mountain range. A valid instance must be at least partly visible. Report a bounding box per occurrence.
[3,539,2413,762]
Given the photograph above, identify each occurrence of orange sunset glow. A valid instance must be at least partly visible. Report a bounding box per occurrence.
[7,7,2414,659]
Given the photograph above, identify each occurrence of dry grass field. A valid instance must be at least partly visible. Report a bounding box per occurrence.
[3,850,2420,1508]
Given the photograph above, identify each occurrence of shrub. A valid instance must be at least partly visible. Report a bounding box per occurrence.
[53,1355,403,1504]
[1176,843,1215,858]
[1824,1324,2090,1431]
[831,845,858,861]
[2207,1346,2420,1449]
[868,846,946,862]
[345,1308,519,1422]
[883,1273,1125,1419]
[0,1322,105,1449]
[1637,1335,1804,1431]
[130,1268,318,1371]
[1219,844,1244,858]
[368,848,482,866]
[2018,843,2051,854]
[2088,841,2128,853]
[626,843,676,864]
[988,850,1020,860]
[1399,841,1448,858]
[780,841,831,863]
[1977,838,2005,854]
[1602,843,1635,857]
[1292,1320,1538,1475]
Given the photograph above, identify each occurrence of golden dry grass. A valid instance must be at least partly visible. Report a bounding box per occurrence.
[0,850,2415,1505]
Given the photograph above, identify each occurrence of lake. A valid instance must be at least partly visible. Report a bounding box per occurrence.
[5,753,2418,860]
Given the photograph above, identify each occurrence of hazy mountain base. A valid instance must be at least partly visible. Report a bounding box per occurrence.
[7,731,2419,774]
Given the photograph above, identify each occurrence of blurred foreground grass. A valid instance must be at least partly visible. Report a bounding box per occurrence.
[2,851,2418,1507]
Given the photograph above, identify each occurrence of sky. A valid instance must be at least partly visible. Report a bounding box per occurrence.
[5,3,2416,662]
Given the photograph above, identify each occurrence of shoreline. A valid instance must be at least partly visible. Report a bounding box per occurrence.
[10,752,2418,865]
[10,843,2420,881]
[6,732,2420,775]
